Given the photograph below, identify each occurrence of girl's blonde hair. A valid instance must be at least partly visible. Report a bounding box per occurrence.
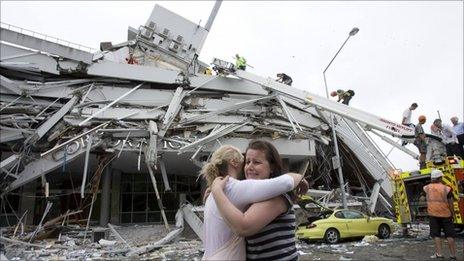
[200,145,244,187]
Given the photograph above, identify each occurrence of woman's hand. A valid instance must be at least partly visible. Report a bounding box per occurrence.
[211,175,229,194]
[295,178,309,196]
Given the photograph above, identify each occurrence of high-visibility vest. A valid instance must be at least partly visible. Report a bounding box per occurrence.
[236,56,246,67]
[423,183,452,218]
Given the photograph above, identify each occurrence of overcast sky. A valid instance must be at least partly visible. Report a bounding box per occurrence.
[1,1,463,170]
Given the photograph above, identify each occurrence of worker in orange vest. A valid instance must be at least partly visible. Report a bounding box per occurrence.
[423,169,457,259]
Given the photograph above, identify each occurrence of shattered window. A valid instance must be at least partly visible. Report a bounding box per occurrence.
[112,168,201,224]
[120,172,179,224]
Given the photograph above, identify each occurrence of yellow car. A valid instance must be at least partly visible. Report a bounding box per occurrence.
[296,209,395,244]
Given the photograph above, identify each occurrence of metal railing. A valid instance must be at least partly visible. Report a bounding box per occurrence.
[0,22,96,53]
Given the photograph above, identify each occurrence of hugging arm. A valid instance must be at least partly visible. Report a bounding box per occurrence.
[211,173,306,237]
[213,192,288,237]
[227,173,305,206]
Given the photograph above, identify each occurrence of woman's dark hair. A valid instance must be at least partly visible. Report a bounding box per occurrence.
[245,140,283,178]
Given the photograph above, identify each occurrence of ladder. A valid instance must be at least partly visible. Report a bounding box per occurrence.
[211,58,439,214]
[392,174,412,224]
[212,58,416,138]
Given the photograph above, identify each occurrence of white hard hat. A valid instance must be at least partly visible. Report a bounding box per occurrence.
[431,169,443,179]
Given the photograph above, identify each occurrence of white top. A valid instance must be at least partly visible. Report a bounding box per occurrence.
[453,122,464,136]
[431,124,458,144]
[202,175,294,258]
[402,108,412,125]
[442,124,458,144]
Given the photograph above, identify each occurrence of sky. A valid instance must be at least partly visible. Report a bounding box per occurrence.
[1,1,463,171]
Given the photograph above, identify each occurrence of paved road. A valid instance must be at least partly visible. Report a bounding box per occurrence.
[298,235,464,261]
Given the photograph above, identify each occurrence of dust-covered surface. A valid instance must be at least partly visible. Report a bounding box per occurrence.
[3,224,204,260]
[297,237,459,261]
[298,223,464,260]
[4,238,203,260]
[3,223,464,260]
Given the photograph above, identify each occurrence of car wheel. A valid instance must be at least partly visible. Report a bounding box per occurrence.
[324,228,340,244]
[378,224,391,239]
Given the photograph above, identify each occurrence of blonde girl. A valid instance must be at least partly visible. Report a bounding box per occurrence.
[201,144,305,260]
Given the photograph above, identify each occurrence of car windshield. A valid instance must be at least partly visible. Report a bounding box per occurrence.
[335,210,365,219]
[343,210,365,219]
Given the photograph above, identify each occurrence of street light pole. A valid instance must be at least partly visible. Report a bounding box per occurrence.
[323,27,359,209]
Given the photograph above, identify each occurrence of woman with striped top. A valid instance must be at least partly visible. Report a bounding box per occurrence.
[212,140,305,260]
[202,144,307,260]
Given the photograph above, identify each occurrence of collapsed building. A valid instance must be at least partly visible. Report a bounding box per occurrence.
[0,2,422,232]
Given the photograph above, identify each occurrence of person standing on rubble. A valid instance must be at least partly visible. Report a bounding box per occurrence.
[423,169,457,260]
[205,67,213,76]
[201,144,307,260]
[330,89,355,105]
[235,54,247,70]
[414,115,428,169]
[401,103,418,146]
[431,118,462,157]
[212,140,307,260]
[427,119,448,162]
[402,103,418,128]
[276,73,293,86]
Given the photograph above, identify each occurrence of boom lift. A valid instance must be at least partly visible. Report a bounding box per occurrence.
[211,58,428,139]
[211,58,441,214]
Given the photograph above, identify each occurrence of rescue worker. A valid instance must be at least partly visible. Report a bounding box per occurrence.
[423,169,457,260]
[235,54,247,71]
[427,119,447,163]
[414,115,428,169]
[330,89,355,105]
[276,73,293,86]
[431,118,462,157]
[402,103,418,128]
[401,103,418,146]
[450,116,464,154]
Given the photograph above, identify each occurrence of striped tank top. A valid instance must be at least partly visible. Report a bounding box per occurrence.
[245,193,298,260]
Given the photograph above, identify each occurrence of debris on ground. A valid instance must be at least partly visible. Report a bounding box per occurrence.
[362,235,379,243]
[2,223,203,260]
[2,223,463,261]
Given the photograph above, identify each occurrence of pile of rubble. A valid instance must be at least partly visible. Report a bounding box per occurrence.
[2,206,204,260]
[3,232,203,260]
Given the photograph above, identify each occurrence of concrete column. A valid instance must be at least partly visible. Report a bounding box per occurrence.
[20,180,37,225]
[99,166,112,226]
[110,169,121,224]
